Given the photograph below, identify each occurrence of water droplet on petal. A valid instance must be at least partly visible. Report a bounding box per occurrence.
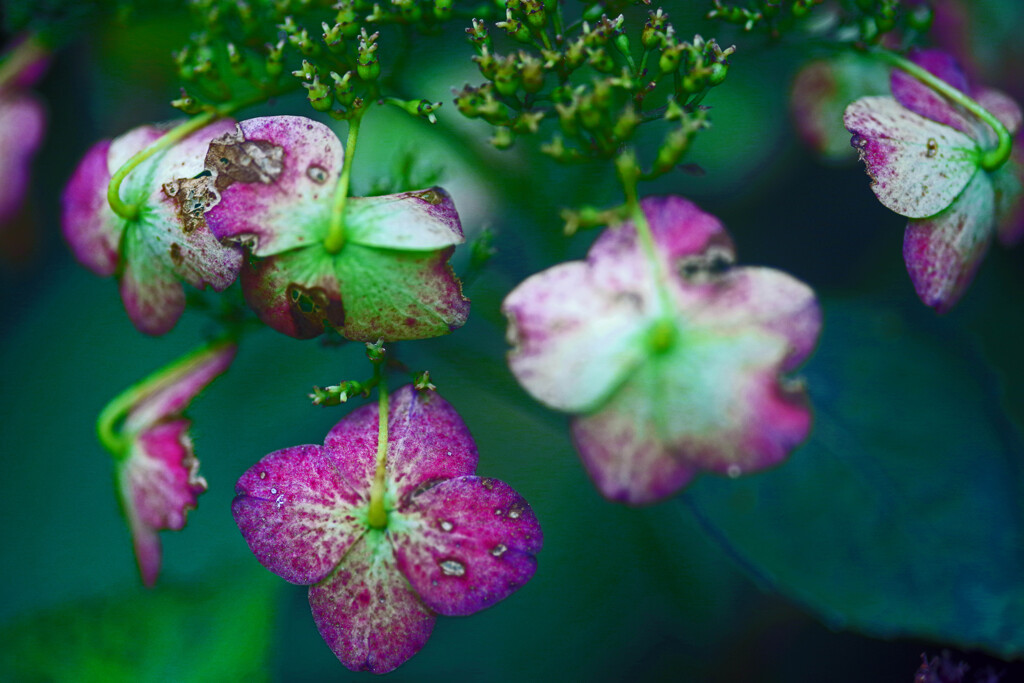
[270,487,277,494]
[491,544,507,557]
[275,494,285,508]
[439,520,454,532]
[508,509,521,519]
[439,559,466,576]
[259,471,267,479]
[446,450,452,456]
[727,465,742,478]
[378,596,385,604]
[494,508,503,515]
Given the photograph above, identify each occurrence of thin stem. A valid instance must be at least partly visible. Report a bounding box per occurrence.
[96,337,233,459]
[616,151,672,315]
[324,108,365,254]
[367,361,390,530]
[872,48,1013,172]
[107,111,217,221]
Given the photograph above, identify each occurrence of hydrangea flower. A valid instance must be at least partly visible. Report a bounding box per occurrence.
[61,119,244,334]
[0,37,48,227]
[232,384,542,673]
[844,49,1023,312]
[204,115,470,341]
[105,340,236,587]
[502,196,821,505]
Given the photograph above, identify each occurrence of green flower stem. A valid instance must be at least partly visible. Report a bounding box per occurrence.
[367,361,390,530]
[873,48,1013,172]
[95,337,234,460]
[107,110,218,221]
[324,108,366,254]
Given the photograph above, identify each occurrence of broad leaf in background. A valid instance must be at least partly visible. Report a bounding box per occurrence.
[0,568,278,683]
[686,299,1024,657]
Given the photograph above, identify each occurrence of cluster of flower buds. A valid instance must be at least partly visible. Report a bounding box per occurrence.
[456,5,731,181]
[707,0,825,35]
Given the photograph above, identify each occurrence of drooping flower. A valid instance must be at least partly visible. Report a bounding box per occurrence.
[0,36,48,228]
[502,196,821,506]
[61,119,244,334]
[106,340,236,587]
[844,49,1023,312]
[204,116,470,342]
[232,385,542,673]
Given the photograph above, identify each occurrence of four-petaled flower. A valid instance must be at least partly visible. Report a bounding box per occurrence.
[503,196,821,505]
[61,119,244,334]
[109,339,236,587]
[232,384,542,673]
[205,116,470,341]
[844,49,1023,312]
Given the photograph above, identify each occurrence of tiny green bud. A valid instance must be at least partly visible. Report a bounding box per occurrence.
[226,43,250,77]
[612,105,640,140]
[434,0,453,20]
[490,126,515,149]
[496,10,532,44]
[322,22,345,53]
[707,62,728,87]
[265,40,285,78]
[334,0,360,38]
[659,44,683,74]
[642,9,669,50]
[520,54,545,92]
[304,76,333,112]
[331,70,357,106]
[466,18,492,50]
[587,47,615,74]
[366,340,386,364]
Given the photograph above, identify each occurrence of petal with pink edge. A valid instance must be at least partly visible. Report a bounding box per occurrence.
[119,225,187,335]
[345,187,464,250]
[240,246,343,339]
[393,475,542,616]
[309,531,435,674]
[0,92,45,224]
[890,49,976,136]
[118,419,206,586]
[845,96,979,218]
[233,444,365,585]
[61,138,119,275]
[123,339,235,432]
[573,325,811,504]
[323,385,478,501]
[903,169,995,313]
[205,116,340,256]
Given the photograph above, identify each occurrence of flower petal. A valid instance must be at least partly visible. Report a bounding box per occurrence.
[118,419,207,586]
[903,169,995,313]
[345,187,464,250]
[0,92,45,224]
[992,145,1024,246]
[323,385,478,502]
[503,260,650,413]
[119,224,187,335]
[240,246,343,339]
[679,267,822,372]
[232,444,365,585]
[573,326,811,505]
[61,138,119,275]
[974,89,1022,138]
[309,531,435,674]
[205,116,340,256]
[123,339,236,432]
[845,96,980,218]
[890,49,977,136]
[393,475,542,616]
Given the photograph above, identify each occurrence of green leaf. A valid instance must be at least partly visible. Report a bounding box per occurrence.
[0,568,279,683]
[686,299,1024,656]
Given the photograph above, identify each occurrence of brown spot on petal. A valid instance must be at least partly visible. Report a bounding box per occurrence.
[411,189,443,205]
[170,242,183,265]
[163,175,220,234]
[205,125,285,191]
[926,138,938,158]
[286,283,345,336]
[677,244,735,283]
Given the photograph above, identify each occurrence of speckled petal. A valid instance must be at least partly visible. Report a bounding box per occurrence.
[890,49,976,136]
[309,532,435,674]
[205,116,340,256]
[119,225,187,335]
[845,96,980,218]
[974,89,1022,138]
[573,326,811,505]
[345,187,464,250]
[240,246,343,339]
[119,419,207,587]
[232,444,365,585]
[0,92,45,225]
[789,55,891,162]
[393,475,542,616]
[323,385,478,501]
[503,260,650,413]
[679,267,822,372]
[903,169,995,313]
[61,138,119,275]
[123,339,236,433]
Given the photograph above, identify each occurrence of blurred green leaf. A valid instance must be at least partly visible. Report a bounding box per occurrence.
[687,299,1024,657]
[0,567,279,683]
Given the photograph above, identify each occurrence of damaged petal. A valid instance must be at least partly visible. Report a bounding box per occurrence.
[205,124,286,191]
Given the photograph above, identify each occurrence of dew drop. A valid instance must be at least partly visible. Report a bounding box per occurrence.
[726,465,742,479]
[259,471,267,479]
[439,559,466,576]
[446,450,452,456]
[494,508,503,515]
[439,520,454,532]
[926,138,939,158]
[378,596,385,604]
[491,544,507,557]
[509,510,521,519]
[270,487,277,494]
[276,494,285,508]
